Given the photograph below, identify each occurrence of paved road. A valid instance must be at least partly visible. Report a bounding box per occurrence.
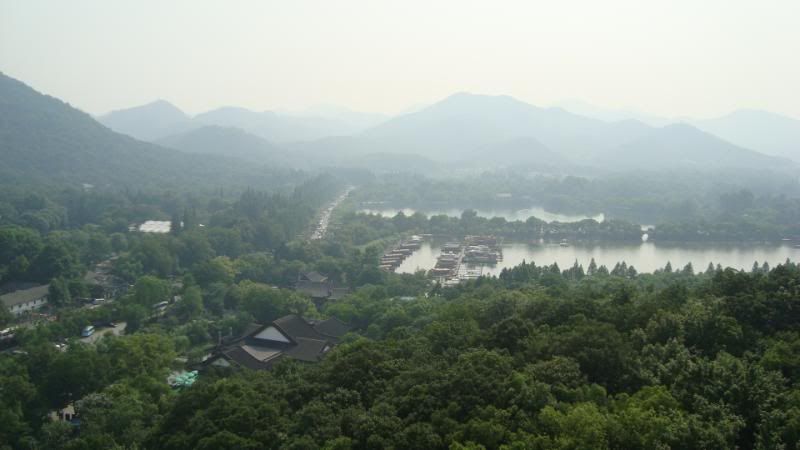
[311,186,354,240]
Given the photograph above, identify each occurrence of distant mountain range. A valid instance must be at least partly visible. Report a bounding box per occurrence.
[553,100,675,127]
[693,110,800,162]
[99,101,386,144]
[99,93,800,167]
[293,92,790,172]
[99,100,195,141]
[465,137,574,171]
[359,92,650,160]
[556,100,800,162]
[156,125,294,167]
[279,105,388,131]
[594,123,788,170]
[2,71,795,183]
[0,73,297,189]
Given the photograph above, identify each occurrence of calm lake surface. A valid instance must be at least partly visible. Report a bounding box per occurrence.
[359,207,605,223]
[396,241,800,275]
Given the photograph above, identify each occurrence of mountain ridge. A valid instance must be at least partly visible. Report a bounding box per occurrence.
[98,99,194,141]
[100,102,384,144]
[156,125,294,166]
[0,72,294,190]
[8,74,793,178]
[693,109,800,161]
[596,123,791,170]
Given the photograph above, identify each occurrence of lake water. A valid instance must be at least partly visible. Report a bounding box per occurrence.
[396,241,800,275]
[359,207,604,224]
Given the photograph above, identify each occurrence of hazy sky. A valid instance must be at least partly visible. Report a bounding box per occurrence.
[2,0,799,118]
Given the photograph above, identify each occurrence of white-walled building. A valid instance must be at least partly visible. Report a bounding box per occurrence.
[1,285,49,316]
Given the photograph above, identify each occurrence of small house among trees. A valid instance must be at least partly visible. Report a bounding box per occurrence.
[203,314,351,371]
[295,271,351,306]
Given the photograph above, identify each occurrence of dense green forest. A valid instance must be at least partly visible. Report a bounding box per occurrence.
[5,254,800,449]
[0,166,798,450]
[0,175,344,283]
[3,159,800,449]
[3,165,800,449]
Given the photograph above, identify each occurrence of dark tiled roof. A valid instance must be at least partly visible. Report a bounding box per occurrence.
[301,271,328,283]
[222,323,264,345]
[0,281,42,294]
[295,280,331,299]
[284,338,329,362]
[0,285,49,308]
[222,346,283,370]
[274,314,325,341]
[247,325,293,348]
[314,317,352,339]
[221,347,266,370]
[206,314,350,371]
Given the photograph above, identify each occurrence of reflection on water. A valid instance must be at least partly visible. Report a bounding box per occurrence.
[359,207,604,223]
[396,241,800,275]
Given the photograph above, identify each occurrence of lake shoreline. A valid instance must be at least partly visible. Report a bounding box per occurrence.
[396,240,800,275]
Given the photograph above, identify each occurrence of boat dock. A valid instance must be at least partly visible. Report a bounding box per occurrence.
[429,235,502,285]
[379,235,424,272]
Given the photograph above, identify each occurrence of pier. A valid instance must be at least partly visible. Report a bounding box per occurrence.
[380,235,423,272]
[429,235,502,285]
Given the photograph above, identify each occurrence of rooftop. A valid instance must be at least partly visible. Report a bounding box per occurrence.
[296,280,331,299]
[138,220,172,233]
[252,325,291,344]
[274,314,326,341]
[301,271,328,283]
[284,337,329,362]
[0,284,49,308]
[206,314,349,371]
[313,317,352,340]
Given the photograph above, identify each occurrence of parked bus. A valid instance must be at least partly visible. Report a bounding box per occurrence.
[81,325,95,337]
[153,301,169,310]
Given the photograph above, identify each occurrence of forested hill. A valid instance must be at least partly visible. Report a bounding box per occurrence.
[157,125,294,166]
[98,99,194,142]
[693,109,800,162]
[9,258,798,449]
[359,92,641,161]
[0,73,297,191]
[595,123,791,171]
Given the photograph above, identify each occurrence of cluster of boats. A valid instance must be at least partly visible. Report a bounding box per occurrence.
[429,235,503,282]
[429,243,461,278]
[379,235,424,272]
[462,235,503,263]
